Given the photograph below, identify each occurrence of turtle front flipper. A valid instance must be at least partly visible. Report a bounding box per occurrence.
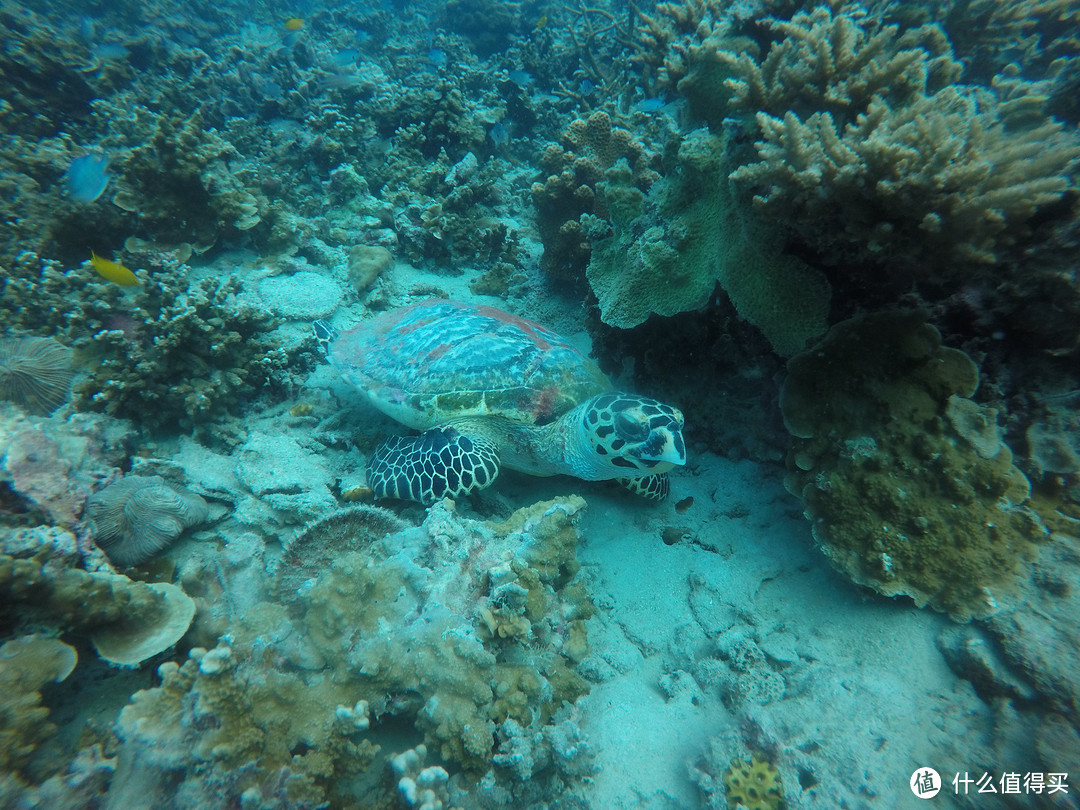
[617,473,670,501]
[368,427,501,504]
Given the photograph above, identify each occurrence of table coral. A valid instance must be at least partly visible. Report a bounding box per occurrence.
[780,310,1050,621]
[0,527,197,666]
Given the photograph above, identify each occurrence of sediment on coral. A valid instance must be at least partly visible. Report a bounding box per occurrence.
[105,496,596,807]
[780,310,1050,621]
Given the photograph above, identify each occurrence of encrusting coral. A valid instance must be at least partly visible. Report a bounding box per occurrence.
[780,310,1050,621]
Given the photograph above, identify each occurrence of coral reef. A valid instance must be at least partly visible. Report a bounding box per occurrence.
[586,127,830,356]
[0,526,196,665]
[531,110,661,284]
[104,495,596,807]
[0,336,75,416]
[682,5,1080,273]
[733,85,1080,270]
[780,310,1049,621]
[86,475,210,566]
[722,752,785,810]
[0,251,288,434]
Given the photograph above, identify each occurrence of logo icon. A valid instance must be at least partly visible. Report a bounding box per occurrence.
[911,768,942,799]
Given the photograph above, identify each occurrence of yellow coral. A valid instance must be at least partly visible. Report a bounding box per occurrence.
[723,753,785,810]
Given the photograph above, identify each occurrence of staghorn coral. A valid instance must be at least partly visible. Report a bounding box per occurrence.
[780,311,1050,621]
[678,5,960,126]
[732,84,1080,269]
[86,475,210,566]
[0,336,75,416]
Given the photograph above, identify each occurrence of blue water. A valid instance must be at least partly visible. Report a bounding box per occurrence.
[1,1,1078,808]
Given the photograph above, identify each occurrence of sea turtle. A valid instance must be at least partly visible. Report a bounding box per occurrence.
[314,299,685,504]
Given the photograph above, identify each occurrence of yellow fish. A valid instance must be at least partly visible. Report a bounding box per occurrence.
[536,15,548,29]
[89,251,140,286]
[284,16,304,31]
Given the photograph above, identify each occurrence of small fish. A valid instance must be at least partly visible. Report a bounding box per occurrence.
[632,97,666,113]
[89,251,140,286]
[427,48,447,67]
[507,69,534,87]
[488,122,509,146]
[536,15,548,29]
[284,16,304,31]
[65,154,111,203]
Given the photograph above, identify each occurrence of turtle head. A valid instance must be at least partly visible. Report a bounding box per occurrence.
[580,393,686,476]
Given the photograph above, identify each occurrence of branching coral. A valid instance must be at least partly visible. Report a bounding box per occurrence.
[532,110,662,283]
[733,85,1080,267]
[680,5,960,124]
[680,4,1080,273]
[2,251,289,434]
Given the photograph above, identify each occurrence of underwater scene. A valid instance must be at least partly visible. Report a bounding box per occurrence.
[2,0,1080,807]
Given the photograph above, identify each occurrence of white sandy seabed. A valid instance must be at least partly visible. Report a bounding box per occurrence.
[503,450,1077,810]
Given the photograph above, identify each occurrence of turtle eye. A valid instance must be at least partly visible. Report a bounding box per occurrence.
[614,410,649,442]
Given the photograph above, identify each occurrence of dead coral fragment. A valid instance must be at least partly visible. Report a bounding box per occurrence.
[90,579,197,667]
[87,475,209,566]
[0,335,75,415]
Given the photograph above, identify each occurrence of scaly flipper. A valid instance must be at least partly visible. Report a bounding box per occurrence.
[368,427,501,504]
[617,473,670,500]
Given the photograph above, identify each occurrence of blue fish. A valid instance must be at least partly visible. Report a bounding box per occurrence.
[489,122,509,146]
[632,97,666,112]
[65,154,111,203]
[427,48,447,67]
[507,69,533,87]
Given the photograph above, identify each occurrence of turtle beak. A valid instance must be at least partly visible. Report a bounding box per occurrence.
[636,408,686,467]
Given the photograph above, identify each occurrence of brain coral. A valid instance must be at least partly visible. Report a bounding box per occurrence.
[86,475,209,565]
[780,310,1049,621]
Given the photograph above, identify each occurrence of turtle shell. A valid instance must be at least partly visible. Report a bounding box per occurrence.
[327,299,612,429]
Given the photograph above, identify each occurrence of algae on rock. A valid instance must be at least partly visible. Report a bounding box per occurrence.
[780,311,1048,621]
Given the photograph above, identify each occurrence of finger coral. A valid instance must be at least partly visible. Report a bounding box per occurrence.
[733,86,1080,268]
[0,335,74,416]
[86,475,210,566]
[694,5,1080,274]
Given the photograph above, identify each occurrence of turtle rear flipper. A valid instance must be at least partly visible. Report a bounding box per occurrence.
[617,473,670,500]
[368,427,500,504]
